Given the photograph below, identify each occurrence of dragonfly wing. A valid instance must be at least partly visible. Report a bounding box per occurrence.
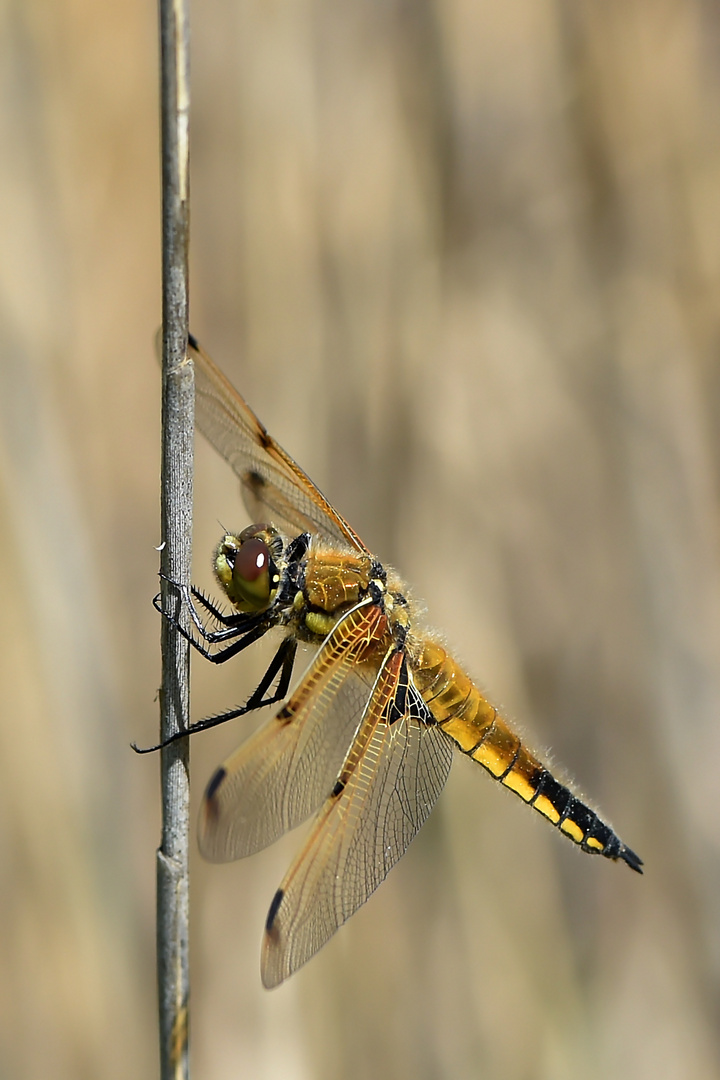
[261,651,454,988]
[188,336,369,552]
[198,603,386,861]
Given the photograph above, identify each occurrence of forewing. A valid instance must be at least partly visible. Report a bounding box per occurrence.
[188,336,369,552]
[261,652,454,988]
[198,603,385,861]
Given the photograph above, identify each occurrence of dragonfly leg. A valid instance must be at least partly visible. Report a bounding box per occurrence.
[132,635,298,753]
[153,589,269,655]
[244,636,297,710]
[189,585,243,626]
[175,609,270,664]
[156,577,259,636]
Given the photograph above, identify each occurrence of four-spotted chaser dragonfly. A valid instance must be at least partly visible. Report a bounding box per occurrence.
[151,334,642,989]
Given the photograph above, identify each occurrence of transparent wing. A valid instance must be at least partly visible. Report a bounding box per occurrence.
[261,652,454,988]
[188,336,369,552]
[198,602,386,861]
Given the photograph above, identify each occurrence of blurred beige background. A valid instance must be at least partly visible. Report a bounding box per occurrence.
[1,0,719,1077]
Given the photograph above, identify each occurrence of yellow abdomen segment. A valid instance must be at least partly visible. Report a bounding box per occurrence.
[411,638,642,871]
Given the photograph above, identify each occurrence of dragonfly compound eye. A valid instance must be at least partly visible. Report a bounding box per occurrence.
[234,536,272,610]
[214,534,273,611]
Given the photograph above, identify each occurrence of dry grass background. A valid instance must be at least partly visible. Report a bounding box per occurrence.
[1,0,719,1077]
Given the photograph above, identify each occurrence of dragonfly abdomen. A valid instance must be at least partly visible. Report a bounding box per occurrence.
[412,638,642,872]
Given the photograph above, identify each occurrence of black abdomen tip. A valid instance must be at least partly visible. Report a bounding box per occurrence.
[266,889,284,933]
[620,845,644,874]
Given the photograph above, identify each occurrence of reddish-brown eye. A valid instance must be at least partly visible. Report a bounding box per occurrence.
[234,537,269,582]
[229,536,273,611]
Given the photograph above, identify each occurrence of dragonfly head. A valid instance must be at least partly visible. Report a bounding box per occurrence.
[214,524,282,612]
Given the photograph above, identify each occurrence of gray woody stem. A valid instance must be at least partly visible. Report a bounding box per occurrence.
[158,0,192,1076]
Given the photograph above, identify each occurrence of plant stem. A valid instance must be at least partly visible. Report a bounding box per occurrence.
[158,0,192,1075]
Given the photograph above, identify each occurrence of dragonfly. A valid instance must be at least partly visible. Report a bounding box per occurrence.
[146,334,642,990]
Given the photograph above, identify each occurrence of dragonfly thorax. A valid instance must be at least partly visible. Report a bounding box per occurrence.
[301,543,410,652]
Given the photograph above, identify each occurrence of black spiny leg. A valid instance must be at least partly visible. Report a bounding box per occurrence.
[188,585,235,625]
[243,636,297,712]
[154,580,269,644]
[153,587,272,661]
[133,636,299,753]
[156,574,232,632]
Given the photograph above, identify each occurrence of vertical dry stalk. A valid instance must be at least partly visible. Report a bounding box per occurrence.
[158,0,192,1077]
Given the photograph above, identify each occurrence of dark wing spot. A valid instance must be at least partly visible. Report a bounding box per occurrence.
[266,889,284,934]
[205,766,226,803]
[244,470,266,494]
[332,779,346,798]
[258,427,273,451]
